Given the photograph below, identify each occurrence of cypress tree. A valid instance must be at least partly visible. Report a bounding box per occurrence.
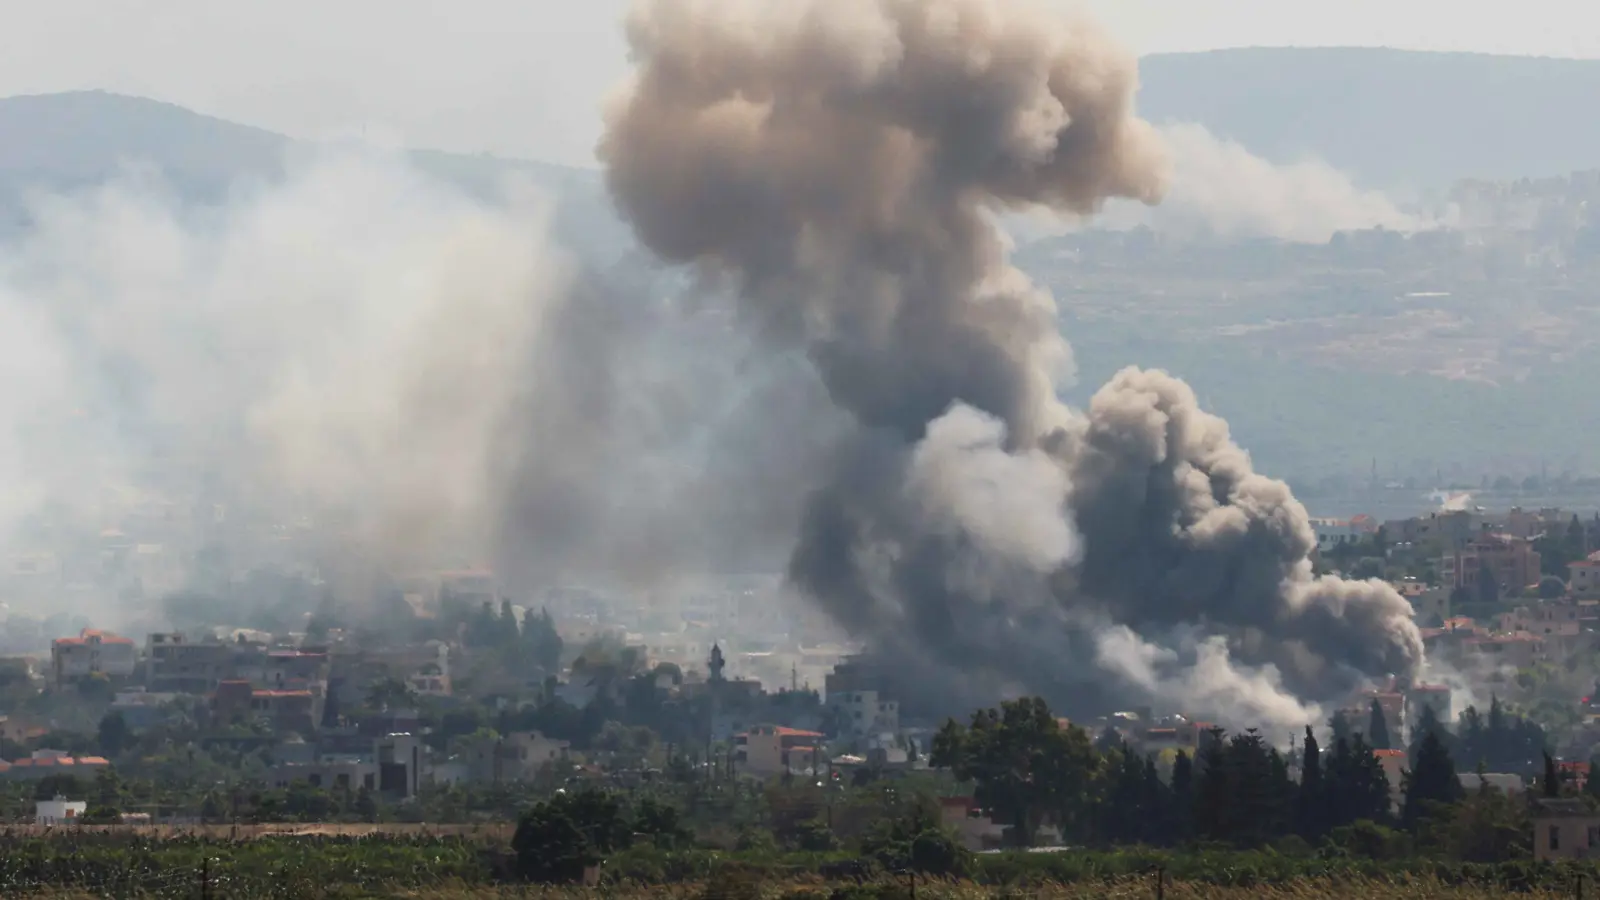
[1349,734,1396,823]
[1402,729,1462,828]
[1193,728,1232,842]
[1141,756,1170,845]
[1326,734,1394,827]
[1368,698,1393,751]
[1330,709,1353,746]
[1544,751,1561,798]
[1169,750,1194,842]
[1296,725,1324,839]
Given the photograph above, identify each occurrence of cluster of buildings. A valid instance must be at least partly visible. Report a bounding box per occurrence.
[1309,507,1600,671]
[26,605,912,796]
[30,622,471,798]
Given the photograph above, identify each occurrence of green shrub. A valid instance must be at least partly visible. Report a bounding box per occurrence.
[511,804,596,884]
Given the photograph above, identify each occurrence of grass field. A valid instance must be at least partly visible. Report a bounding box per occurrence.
[0,828,1589,898]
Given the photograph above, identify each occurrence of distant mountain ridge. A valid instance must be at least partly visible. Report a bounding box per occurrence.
[1136,47,1600,189]
[7,47,1600,215]
[0,90,626,256]
[3,52,1599,481]
[8,46,1600,203]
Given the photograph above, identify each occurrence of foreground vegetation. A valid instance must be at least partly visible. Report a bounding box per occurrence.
[25,878,1600,900]
[1,830,1599,899]
[1,691,1586,897]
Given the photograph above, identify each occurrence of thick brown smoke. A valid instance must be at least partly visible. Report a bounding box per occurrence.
[600,0,1422,727]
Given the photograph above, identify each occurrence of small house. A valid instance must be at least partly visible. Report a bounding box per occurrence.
[35,796,85,826]
[1532,798,1600,861]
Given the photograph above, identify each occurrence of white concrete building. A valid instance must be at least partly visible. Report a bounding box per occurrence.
[35,797,86,825]
[450,730,570,783]
[1404,684,1453,734]
[1308,517,1375,552]
[1462,772,1525,795]
[50,629,137,685]
[828,689,899,741]
[1570,553,1600,598]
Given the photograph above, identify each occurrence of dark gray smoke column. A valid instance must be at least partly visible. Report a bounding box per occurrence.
[600,0,1423,727]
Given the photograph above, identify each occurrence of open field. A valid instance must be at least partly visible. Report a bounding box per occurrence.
[0,831,1592,898]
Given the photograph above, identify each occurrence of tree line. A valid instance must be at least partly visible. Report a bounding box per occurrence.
[930,696,1558,859]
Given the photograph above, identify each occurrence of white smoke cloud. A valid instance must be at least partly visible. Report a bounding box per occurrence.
[906,404,1079,574]
[1430,490,1473,512]
[0,149,571,624]
[1095,625,1323,732]
[1013,122,1440,244]
[0,145,839,635]
[1145,123,1428,242]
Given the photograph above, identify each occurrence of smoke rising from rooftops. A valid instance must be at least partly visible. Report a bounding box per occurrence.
[600,0,1424,728]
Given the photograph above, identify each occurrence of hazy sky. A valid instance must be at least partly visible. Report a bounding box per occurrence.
[2,0,1596,167]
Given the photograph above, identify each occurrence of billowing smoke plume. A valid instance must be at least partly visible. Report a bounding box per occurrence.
[0,149,834,631]
[1012,123,1435,245]
[1119,123,1429,242]
[600,0,1423,728]
[2,155,589,568]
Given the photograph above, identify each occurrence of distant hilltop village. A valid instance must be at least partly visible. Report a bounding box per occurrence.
[1308,505,1600,752]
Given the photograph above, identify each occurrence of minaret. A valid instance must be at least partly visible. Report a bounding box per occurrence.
[705,643,724,782]
[708,643,726,684]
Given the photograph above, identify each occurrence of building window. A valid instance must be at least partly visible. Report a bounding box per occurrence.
[1551,825,1561,852]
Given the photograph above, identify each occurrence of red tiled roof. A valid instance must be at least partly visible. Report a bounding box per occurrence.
[1373,749,1406,758]
[251,690,312,698]
[774,727,823,737]
[53,628,135,647]
[8,755,105,768]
